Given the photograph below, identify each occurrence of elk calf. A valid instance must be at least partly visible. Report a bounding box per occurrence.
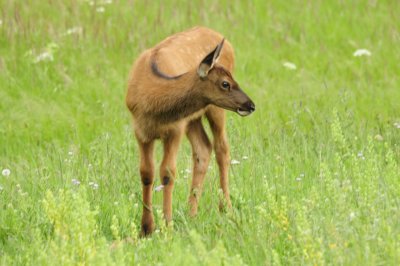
[126,27,255,236]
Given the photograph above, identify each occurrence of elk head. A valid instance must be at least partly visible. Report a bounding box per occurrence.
[197,39,255,116]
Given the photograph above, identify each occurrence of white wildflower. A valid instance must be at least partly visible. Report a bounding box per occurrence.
[283,61,297,70]
[295,177,302,182]
[242,156,249,160]
[68,151,73,156]
[0,20,2,26]
[34,51,53,63]
[114,201,119,205]
[299,173,305,178]
[230,159,240,165]
[353,49,371,57]
[154,185,164,191]
[349,212,356,221]
[71,179,80,186]
[103,0,113,4]
[96,6,105,12]
[89,182,99,189]
[64,26,82,36]
[185,168,191,174]
[0,185,3,191]
[394,122,400,129]
[2,169,11,177]
[357,151,365,160]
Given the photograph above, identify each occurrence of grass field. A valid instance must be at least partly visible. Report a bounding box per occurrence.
[1,0,400,265]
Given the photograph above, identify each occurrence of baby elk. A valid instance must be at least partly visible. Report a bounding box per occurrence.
[126,26,255,236]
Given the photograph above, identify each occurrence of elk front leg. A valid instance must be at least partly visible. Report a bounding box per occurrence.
[187,119,212,216]
[206,107,232,210]
[137,138,155,236]
[160,129,183,224]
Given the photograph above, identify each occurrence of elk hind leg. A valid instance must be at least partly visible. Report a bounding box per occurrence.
[187,118,212,216]
[160,129,183,224]
[137,137,155,236]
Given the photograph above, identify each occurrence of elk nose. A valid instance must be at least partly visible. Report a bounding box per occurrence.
[244,101,256,113]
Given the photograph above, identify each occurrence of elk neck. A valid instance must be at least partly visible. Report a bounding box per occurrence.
[149,71,209,124]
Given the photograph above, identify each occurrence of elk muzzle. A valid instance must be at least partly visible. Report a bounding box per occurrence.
[237,100,255,116]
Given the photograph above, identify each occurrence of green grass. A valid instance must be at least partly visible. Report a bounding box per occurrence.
[1,0,400,265]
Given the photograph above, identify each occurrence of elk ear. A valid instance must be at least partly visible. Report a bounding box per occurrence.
[197,38,225,78]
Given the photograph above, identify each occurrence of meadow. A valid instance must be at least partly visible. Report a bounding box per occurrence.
[1,0,399,265]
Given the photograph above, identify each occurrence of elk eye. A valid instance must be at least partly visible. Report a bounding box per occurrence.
[221,81,230,90]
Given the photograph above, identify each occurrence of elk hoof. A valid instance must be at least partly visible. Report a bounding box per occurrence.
[219,199,233,213]
[140,221,155,237]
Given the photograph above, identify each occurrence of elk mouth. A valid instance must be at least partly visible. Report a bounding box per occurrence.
[236,101,255,116]
[236,108,252,116]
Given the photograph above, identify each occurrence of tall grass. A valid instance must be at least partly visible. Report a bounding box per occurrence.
[1,0,399,265]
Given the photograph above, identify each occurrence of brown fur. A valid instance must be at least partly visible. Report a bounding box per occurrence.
[126,26,254,236]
